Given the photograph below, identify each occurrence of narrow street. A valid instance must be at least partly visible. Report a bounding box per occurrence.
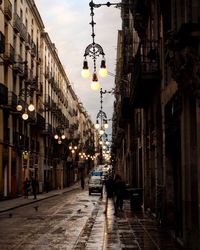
[0,185,184,250]
[0,188,100,249]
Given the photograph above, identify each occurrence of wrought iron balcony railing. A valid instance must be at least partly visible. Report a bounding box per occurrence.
[4,43,15,64]
[0,83,8,105]
[25,33,31,50]
[0,31,5,54]
[8,91,18,109]
[4,0,12,20]
[20,23,27,42]
[13,13,21,33]
[31,41,37,57]
[13,54,24,71]
[130,40,161,107]
[35,112,45,129]
[42,123,53,135]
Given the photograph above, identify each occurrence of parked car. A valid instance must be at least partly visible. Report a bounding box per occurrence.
[89,170,103,177]
[88,175,103,195]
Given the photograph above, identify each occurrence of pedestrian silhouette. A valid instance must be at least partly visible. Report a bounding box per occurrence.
[113,174,126,215]
[24,178,30,198]
[104,176,114,215]
[81,176,85,190]
[45,179,49,193]
[31,177,38,199]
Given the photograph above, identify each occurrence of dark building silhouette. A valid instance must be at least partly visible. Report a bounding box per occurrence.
[112,0,200,249]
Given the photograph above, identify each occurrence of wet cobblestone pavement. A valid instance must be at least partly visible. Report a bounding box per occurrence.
[72,193,184,250]
[0,185,184,249]
[102,198,184,250]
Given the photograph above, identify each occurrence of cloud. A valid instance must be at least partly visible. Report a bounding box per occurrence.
[34,0,121,128]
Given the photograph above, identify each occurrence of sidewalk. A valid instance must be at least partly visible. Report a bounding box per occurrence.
[0,183,80,213]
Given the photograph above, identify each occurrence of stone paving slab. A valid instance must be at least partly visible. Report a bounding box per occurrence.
[0,184,80,213]
[0,185,184,250]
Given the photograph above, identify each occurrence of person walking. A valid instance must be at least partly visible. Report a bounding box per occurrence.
[104,175,114,215]
[81,175,85,190]
[24,178,30,198]
[31,177,38,199]
[113,174,126,215]
[45,179,49,193]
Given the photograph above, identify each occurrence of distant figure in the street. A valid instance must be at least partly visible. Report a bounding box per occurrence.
[105,176,114,198]
[113,174,126,215]
[81,176,85,190]
[31,177,38,199]
[45,179,49,193]
[104,176,114,215]
[24,178,30,198]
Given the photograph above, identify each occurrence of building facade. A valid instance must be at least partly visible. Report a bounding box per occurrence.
[0,0,96,198]
[112,0,200,248]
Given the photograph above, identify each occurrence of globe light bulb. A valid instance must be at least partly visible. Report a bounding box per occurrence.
[95,123,100,129]
[99,68,108,78]
[91,81,100,91]
[61,134,66,140]
[28,103,35,112]
[16,104,23,111]
[22,113,28,120]
[104,123,109,129]
[91,72,100,91]
[54,134,59,140]
[81,68,90,78]
[81,60,90,78]
[99,129,104,135]
[99,58,108,77]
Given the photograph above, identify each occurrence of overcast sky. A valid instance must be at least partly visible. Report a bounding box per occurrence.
[34,0,121,136]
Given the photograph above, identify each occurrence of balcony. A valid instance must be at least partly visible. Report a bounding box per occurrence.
[64,98,68,108]
[130,41,161,108]
[42,123,53,135]
[45,67,50,79]
[0,31,5,54]
[63,117,69,128]
[4,43,15,64]
[13,54,24,74]
[131,0,149,39]
[4,128,10,145]
[8,91,18,110]
[25,33,31,50]
[20,23,27,42]
[31,41,37,57]
[31,112,45,129]
[165,23,200,94]
[118,96,131,127]
[44,95,52,110]
[4,0,12,20]
[13,13,21,33]
[0,91,18,112]
[55,108,62,119]
[28,110,36,123]
[0,83,8,106]
[13,132,20,148]
[36,82,43,96]
[26,68,33,82]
